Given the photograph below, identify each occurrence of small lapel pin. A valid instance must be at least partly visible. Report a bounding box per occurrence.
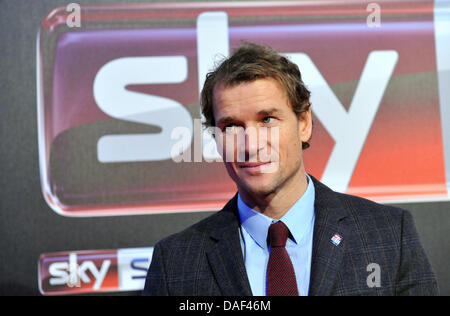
[330,234,343,246]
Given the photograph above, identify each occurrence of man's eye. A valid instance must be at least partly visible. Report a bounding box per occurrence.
[263,117,275,124]
[224,124,237,133]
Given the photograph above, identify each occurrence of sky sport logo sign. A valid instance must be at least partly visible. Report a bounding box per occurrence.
[38,248,153,295]
[37,1,450,217]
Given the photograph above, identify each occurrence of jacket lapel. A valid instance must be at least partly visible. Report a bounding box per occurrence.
[205,195,253,296]
[308,176,350,296]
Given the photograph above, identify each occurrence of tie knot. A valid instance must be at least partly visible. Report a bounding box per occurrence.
[268,221,290,247]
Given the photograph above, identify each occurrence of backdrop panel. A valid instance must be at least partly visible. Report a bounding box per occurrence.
[0,0,449,296]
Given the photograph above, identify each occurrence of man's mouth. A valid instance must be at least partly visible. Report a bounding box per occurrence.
[238,162,270,168]
[237,161,275,174]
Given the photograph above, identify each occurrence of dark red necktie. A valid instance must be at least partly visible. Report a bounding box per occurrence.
[266,221,299,296]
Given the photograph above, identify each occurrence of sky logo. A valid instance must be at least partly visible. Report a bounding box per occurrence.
[39,247,153,295]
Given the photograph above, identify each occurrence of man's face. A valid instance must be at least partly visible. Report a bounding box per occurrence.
[212,78,312,198]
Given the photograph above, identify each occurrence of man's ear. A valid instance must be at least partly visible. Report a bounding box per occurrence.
[298,108,312,144]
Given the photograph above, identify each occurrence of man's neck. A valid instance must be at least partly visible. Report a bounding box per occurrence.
[238,171,309,220]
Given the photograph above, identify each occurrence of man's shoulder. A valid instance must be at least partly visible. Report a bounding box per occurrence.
[156,212,220,248]
[312,175,407,222]
[337,189,412,239]
[331,189,427,264]
[337,190,406,219]
[155,195,239,248]
[311,176,411,244]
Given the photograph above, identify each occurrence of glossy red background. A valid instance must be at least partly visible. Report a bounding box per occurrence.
[37,0,447,216]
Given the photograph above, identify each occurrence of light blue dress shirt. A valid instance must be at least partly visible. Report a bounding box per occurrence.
[237,174,315,296]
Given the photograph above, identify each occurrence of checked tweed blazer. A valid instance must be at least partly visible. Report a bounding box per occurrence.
[143,176,439,296]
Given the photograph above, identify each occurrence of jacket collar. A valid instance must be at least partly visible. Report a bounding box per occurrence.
[206,195,253,296]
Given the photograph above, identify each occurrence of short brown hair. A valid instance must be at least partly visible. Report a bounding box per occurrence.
[200,42,312,149]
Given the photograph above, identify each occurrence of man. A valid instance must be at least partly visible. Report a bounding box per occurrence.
[143,42,438,296]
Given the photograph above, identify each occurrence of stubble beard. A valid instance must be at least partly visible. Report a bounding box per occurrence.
[231,156,304,203]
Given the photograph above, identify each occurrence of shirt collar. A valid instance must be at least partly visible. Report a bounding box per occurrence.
[238,174,315,249]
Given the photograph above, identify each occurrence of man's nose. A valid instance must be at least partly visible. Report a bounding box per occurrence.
[243,126,266,161]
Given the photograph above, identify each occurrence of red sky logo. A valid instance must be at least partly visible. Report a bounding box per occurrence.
[37,1,450,217]
[38,248,153,295]
[39,250,119,295]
